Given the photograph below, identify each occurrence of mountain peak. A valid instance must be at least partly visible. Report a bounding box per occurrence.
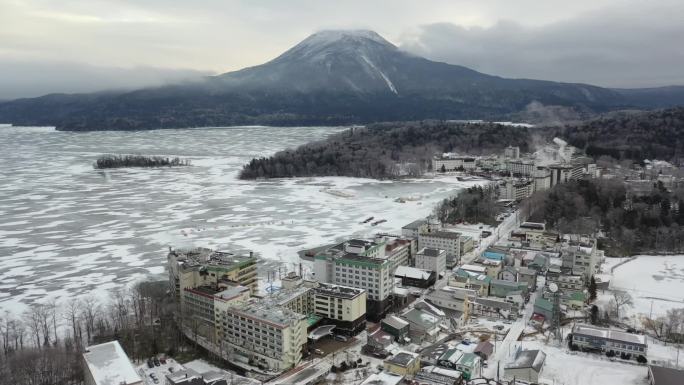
[301,29,393,47]
[273,29,397,64]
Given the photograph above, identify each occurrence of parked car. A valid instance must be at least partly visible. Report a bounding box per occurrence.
[314,349,325,355]
[153,357,160,366]
[147,360,154,368]
[159,357,167,364]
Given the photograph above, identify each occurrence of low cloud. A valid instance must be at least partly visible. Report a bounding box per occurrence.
[400,3,684,88]
[0,61,211,100]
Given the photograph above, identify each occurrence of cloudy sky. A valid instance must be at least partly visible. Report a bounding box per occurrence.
[1,0,682,99]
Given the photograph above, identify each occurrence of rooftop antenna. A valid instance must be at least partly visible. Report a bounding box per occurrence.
[549,283,562,342]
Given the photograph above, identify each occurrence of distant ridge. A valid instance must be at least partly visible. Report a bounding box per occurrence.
[1,29,683,130]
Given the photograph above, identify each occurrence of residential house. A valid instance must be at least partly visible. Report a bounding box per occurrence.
[504,349,546,383]
[498,266,518,282]
[382,315,410,342]
[490,279,527,298]
[394,265,436,288]
[384,351,421,376]
[401,308,442,344]
[474,341,494,361]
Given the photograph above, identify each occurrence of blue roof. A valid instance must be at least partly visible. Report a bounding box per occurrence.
[483,251,505,261]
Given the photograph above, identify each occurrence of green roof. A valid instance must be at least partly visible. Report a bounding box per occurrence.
[570,292,586,302]
[534,297,553,312]
[457,352,479,368]
[307,314,322,327]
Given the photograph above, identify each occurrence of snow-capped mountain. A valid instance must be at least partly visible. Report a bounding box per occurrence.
[1,29,683,130]
[216,29,491,95]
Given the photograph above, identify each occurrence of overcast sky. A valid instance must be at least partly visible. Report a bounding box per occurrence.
[1,0,682,99]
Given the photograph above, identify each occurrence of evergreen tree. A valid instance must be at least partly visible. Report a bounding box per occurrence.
[589,275,597,302]
[590,305,599,325]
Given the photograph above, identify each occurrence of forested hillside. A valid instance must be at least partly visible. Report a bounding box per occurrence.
[239,121,533,179]
[529,179,684,255]
[559,107,684,162]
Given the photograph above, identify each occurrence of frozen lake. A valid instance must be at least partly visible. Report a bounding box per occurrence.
[0,125,481,313]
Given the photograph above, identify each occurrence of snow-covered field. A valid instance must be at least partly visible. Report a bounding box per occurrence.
[517,338,647,385]
[604,255,684,320]
[0,125,483,313]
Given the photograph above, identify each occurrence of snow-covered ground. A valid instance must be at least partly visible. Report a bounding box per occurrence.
[518,338,647,385]
[597,255,684,322]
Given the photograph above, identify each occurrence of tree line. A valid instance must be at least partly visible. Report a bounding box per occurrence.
[434,185,500,226]
[0,281,200,385]
[527,178,684,255]
[94,154,191,169]
[239,121,533,179]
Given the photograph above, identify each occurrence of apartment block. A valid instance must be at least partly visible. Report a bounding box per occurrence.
[314,239,394,320]
[415,247,446,275]
[217,302,308,371]
[168,248,258,296]
[419,231,461,268]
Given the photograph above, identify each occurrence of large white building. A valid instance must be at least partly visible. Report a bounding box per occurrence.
[419,231,461,268]
[506,159,536,176]
[502,178,535,201]
[313,239,394,320]
[217,302,308,371]
[415,247,447,275]
[433,154,477,171]
[83,341,142,385]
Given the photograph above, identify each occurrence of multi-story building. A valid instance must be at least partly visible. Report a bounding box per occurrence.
[533,167,552,192]
[562,239,600,279]
[217,302,308,371]
[168,248,258,296]
[378,235,416,273]
[313,239,393,320]
[571,324,647,360]
[311,282,367,335]
[502,178,534,201]
[433,154,477,171]
[419,231,461,268]
[506,158,536,176]
[402,219,428,238]
[415,247,446,275]
[460,236,475,256]
[181,284,251,341]
[546,271,585,294]
[504,146,520,160]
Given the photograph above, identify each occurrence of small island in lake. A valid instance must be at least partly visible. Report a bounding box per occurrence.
[94,154,191,169]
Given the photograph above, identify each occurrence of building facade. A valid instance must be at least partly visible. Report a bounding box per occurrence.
[414,247,447,275]
[419,231,461,268]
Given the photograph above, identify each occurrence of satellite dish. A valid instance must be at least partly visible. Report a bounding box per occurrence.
[549,283,558,293]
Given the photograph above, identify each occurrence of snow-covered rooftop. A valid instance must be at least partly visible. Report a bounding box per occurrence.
[572,324,647,345]
[360,372,404,385]
[394,265,432,280]
[83,341,141,385]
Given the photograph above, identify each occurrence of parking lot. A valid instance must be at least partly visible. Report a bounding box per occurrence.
[137,357,184,385]
[309,334,358,356]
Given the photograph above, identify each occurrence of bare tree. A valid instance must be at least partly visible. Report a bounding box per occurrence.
[612,290,633,320]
